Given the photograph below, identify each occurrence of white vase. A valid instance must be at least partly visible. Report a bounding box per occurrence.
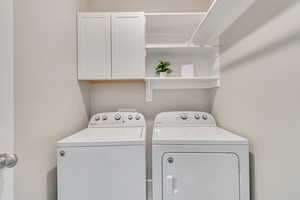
[159,72,168,78]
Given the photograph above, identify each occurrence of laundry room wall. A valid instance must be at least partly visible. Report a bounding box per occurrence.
[211,0,300,200]
[86,0,214,178]
[14,1,90,200]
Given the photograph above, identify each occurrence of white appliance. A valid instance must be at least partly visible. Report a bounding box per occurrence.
[57,112,146,200]
[152,112,249,200]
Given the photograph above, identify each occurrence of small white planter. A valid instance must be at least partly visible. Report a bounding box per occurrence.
[159,72,168,78]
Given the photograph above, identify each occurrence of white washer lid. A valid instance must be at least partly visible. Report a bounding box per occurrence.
[57,127,145,147]
[153,127,248,145]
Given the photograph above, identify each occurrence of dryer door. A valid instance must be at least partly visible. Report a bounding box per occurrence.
[162,153,240,200]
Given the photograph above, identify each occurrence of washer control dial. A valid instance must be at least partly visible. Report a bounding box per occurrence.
[180,114,188,120]
[114,113,122,121]
[135,115,141,120]
[202,114,208,120]
[128,115,133,120]
[102,115,108,121]
[95,116,100,121]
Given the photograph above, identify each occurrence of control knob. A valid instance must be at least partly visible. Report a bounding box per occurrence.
[180,114,188,120]
[135,115,141,120]
[114,113,122,121]
[202,114,208,120]
[102,115,108,121]
[128,115,133,120]
[194,114,200,120]
[94,116,100,121]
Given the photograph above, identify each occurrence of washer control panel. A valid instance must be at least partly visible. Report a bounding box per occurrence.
[88,112,145,127]
[154,111,216,127]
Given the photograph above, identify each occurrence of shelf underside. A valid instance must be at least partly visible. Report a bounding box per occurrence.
[81,79,145,83]
[81,76,220,89]
[144,76,220,101]
[145,76,220,89]
[145,45,217,56]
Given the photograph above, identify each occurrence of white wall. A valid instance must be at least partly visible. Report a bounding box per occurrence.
[211,0,300,199]
[90,84,212,118]
[14,0,90,200]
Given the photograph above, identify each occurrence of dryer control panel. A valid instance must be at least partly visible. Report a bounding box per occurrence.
[154,111,216,127]
[88,112,145,127]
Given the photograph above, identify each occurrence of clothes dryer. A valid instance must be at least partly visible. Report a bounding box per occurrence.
[152,111,249,200]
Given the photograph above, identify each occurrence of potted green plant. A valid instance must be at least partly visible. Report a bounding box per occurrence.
[155,61,172,77]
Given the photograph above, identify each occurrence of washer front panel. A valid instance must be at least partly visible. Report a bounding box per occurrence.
[58,145,146,200]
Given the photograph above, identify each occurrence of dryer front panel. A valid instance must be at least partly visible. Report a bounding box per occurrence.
[162,153,240,200]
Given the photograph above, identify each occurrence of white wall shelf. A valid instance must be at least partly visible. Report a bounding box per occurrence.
[145,41,219,84]
[190,0,255,46]
[145,76,220,102]
[143,0,255,101]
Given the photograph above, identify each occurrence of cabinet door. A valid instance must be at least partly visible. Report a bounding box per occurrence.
[163,153,240,200]
[111,13,145,79]
[78,13,111,80]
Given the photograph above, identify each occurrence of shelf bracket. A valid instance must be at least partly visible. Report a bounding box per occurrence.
[145,80,152,102]
[213,53,220,75]
[214,53,220,87]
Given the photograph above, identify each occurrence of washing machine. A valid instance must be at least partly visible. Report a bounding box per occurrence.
[152,111,249,200]
[57,112,146,200]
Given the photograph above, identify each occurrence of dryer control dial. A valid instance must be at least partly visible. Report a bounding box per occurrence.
[194,114,200,120]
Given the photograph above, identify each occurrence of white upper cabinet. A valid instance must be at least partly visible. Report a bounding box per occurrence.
[77,12,145,80]
[78,13,111,80]
[111,13,145,79]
